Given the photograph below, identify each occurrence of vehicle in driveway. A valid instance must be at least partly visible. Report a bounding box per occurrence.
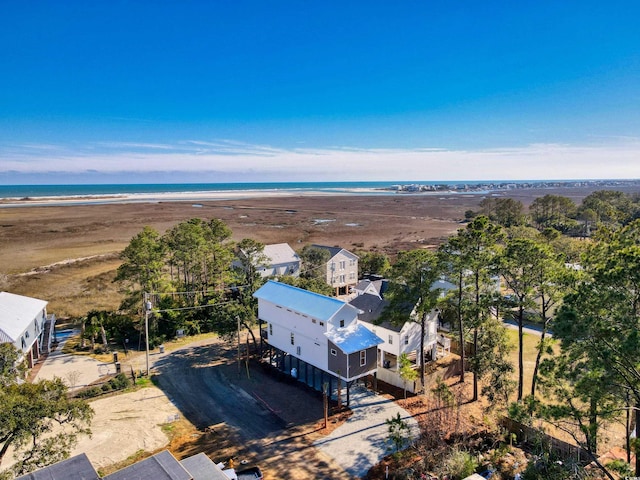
[223,466,264,480]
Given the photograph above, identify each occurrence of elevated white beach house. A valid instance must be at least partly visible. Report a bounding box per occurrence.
[311,244,358,296]
[254,280,383,383]
[0,292,55,368]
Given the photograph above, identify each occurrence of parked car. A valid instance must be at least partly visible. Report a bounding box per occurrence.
[223,466,264,480]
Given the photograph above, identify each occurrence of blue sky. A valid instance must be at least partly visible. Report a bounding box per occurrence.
[1,1,640,183]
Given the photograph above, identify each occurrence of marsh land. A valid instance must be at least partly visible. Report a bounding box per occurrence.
[1,185,636,317]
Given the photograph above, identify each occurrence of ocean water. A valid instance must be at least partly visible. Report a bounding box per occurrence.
[0,180,544,200]
[0,181,401,199]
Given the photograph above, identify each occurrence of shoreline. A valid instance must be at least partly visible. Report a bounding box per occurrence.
[2,178,638,208]
[0,188,467,208]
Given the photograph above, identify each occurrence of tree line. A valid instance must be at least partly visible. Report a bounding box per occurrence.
[4,189,637,477]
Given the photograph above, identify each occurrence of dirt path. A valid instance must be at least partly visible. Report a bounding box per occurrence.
[151,338,351,479]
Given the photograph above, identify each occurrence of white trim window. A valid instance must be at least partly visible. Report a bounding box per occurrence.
[331,348,337,356]
[360,350,366,366]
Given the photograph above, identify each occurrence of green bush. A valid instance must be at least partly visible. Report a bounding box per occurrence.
[76,386,102,398]
[101,383,112,392]
[113,373,131,389]
[444,448,478,480]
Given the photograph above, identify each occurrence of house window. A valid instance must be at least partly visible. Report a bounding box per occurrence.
[349,272,356,280]
[360,350,366,366]
[350,259,356,266]
[388,335,393,345]
[21,337,26,348]
[331,348,337,356]
[339,319,345,328]
[340,260,346,270]
[405,335,409,345]
[291,333,295,345]
[331,262,336,271]
[25,331,29,339]
[339,275,346,283]
[269,324,273,335]
[319,321,325,327]
[312,318,317,324]
[296,346,301,355]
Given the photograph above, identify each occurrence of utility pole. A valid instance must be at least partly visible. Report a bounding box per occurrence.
[236,316,241,375]
[144,292,151,376]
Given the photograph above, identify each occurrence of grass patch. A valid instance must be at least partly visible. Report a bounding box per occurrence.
[6,256,124,318]
[135,377,153,388]
[504,328,559,402]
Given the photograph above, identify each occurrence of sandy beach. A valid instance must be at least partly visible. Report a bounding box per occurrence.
[1,185,637,317]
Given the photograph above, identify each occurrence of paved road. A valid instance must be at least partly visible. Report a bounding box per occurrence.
[503,318,552,337]
[314,385,419,479]
[34,332,117,388]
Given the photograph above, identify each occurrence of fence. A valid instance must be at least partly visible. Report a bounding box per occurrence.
[499,417,593,464]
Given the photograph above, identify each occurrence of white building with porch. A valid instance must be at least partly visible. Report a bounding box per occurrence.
[0,292,55,368]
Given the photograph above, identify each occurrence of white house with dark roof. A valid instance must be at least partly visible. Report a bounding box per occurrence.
[349,278,455,392]
[311,244,358,296]
[0,292,55,368]
[254,280,383,389]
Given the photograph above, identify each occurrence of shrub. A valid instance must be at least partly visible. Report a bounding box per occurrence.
[76,386,102,398]
[444,448,478,480]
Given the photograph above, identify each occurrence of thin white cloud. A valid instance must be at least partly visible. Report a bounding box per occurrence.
[1,140,639,181]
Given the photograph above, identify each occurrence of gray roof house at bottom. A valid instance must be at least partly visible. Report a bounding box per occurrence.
[103,450,191,480]
[16,450,230,480]
[180,453,229,480]
[16,453,99,480]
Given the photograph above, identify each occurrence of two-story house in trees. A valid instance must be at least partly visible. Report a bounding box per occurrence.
[349,278,455,393]
[254,280,383,405]
[0,292,55,368]
[311,244,358,296]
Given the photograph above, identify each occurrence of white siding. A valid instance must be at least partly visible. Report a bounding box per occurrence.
[259,299,329,370]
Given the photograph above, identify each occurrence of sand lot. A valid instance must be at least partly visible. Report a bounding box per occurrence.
[72,387,180,469]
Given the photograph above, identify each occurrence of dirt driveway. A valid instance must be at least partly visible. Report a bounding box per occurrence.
[151,338,349,479]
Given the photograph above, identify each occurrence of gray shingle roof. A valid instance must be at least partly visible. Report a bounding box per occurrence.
[104,450,191,480]
[16,453,99,480]
[349,293,402,332]
[180,453,228,480]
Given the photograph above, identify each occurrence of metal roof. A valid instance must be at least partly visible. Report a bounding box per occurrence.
[0,292,47,342]
[263,243,299,265]
[254,280,358,321]
[325,323,384,354]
